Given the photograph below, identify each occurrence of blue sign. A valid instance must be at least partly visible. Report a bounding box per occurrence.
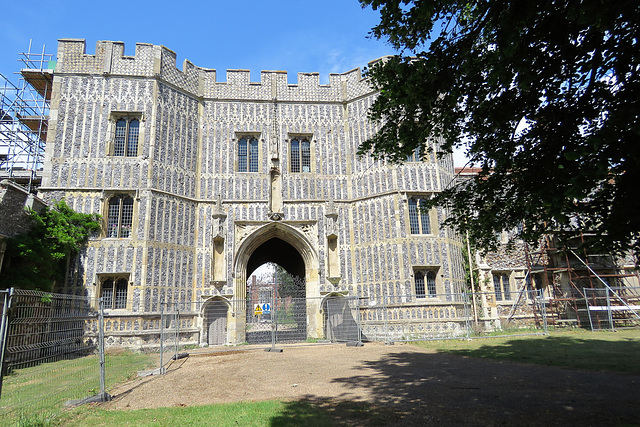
[262,303,271,314]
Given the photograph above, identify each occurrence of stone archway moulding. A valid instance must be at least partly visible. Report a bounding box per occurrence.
[230,221,323,341]
[233,221,319,299]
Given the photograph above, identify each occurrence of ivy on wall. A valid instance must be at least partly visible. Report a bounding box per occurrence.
[0,200,101,291]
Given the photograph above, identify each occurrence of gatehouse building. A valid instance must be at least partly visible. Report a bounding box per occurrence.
[37,39,466,346]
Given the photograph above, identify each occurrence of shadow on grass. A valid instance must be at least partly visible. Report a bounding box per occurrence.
[442,335,640,374]
[269,397,400,427]
[270,336,640,426]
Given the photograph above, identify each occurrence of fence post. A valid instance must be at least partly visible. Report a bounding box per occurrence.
[175,303,179,360]
[383,294,391,344]
[0,287,14,400]
[538,290,548,334]
[606,289,614,330]
[356,297,362,344]
[159,301,164,371]
[98,296,110,401]
[271,292,276,350]
[464,292,472,339]
[584,288,595,331]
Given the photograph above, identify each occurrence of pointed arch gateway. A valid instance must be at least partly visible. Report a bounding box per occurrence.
[230,222,322,344]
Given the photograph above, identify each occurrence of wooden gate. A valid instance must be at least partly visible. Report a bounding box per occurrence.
[204,301,228,345]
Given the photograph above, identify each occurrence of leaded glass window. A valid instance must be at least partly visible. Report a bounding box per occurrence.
[107,195,134,238]
[415,271,425,298]
[406,146,421,162]
[415,270,437,298]
[290,137,311,173]
[238,137,259,172]
[113,117,139,157]
[102,277,128,309]
[426,271,436,296]
[408,198,431,234]
[493,274,511,301]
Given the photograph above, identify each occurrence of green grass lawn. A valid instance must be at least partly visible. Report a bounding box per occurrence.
[59,399,398,427]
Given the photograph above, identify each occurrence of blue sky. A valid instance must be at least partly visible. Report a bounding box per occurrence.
[0,0,395,84]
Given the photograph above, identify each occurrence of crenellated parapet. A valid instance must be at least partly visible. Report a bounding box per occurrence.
[55,39,376,102]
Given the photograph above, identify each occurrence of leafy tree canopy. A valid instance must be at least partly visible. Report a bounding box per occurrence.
[359,0,639,256]
[0,200,101,291]
[273,264,305,298]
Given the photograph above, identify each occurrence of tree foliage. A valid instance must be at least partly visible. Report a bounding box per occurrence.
[260,263,305,298]
[0,200,101,291]
[359,0,640,256]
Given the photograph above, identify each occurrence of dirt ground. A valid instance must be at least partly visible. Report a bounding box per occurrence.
[105,342,640,426]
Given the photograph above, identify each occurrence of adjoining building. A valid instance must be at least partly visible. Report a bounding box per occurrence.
[455,167,640,331]
[32,39,466,346]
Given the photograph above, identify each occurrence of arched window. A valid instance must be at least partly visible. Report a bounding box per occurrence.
[114,117,139,157]
[107,195,134,238]
[408,197,431,234]
[101,277,128,309]
[238,137,259,172]
[290,137,311,173]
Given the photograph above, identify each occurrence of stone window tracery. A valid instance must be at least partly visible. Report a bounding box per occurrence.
[109,112,143,157]
[114,117,140,156]
[493,273,511,301]
[406,146,421,162]
[415,270,437,298]
[100,277,128,309]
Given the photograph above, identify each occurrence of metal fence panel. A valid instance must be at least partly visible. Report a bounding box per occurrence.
[473,290,549,333]
[360,293,471,342]
[325,296,361,344]
[0,289,99,423]
[584,286,640,331]
[0,287,571,424]
[246,296,308,344]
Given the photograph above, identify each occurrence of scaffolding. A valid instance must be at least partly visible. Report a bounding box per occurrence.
[508,233,640,330]
[0,41,54,192]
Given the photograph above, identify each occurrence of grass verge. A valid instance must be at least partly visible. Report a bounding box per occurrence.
[59,399,399,427]
[0,350,156,425]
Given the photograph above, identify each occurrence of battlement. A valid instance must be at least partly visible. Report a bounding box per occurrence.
[55,39,375,102]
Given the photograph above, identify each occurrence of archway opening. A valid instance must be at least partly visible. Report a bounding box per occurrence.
[245,238,307,344]
[246,237,305,281]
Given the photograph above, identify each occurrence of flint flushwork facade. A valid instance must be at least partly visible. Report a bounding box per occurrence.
[39,39,465,346]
